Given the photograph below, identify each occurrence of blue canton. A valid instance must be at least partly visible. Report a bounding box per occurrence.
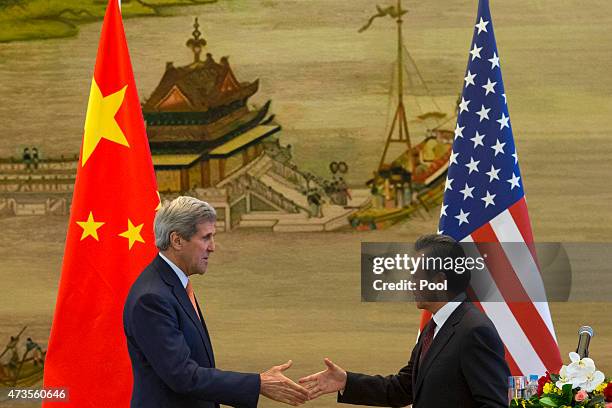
[439,0,524,240]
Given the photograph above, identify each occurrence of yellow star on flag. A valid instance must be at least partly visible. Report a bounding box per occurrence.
[76,211,105,241]
[82,79,130,166]
[118,219,145,249]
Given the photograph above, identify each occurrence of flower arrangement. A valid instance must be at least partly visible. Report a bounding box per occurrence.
[510,352,611,408]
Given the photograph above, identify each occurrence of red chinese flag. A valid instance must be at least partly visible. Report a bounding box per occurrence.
[43,0,159,406]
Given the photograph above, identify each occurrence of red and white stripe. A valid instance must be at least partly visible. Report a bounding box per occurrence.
[422,197,563,376]
[468,198,562,375]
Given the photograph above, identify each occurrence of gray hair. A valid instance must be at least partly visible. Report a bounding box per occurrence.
[154,196,217,251]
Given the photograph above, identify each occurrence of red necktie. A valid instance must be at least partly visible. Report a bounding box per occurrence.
[419,321,437,366]
[185,280,200,318]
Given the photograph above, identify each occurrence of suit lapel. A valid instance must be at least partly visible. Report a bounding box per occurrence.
[171,285,215,366]
[195,298,215,367]
[155,255,215,366]
[414,302,469,399]
[411,321,431,393]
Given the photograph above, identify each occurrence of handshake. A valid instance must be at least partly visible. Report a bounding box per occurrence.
[260,358,347,406]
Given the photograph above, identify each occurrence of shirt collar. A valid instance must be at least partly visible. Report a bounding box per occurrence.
[432,293,466,334]
[159,252,189,289]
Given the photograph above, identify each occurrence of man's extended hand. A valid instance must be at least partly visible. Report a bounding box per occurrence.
[298,358,347,399]
[260,360,309,406]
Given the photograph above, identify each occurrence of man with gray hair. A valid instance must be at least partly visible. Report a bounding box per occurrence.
[123,196,308,408]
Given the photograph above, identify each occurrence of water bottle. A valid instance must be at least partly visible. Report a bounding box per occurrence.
[524,374,539,399]
[513,376,526,399]
[508,376,515,404]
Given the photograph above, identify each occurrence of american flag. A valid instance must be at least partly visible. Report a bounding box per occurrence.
[437,0,562,376]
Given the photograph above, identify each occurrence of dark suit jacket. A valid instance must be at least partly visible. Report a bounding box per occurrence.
[123,255,260,408]
[338,302,509,408]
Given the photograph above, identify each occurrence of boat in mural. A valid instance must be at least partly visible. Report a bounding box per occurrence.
[0,327,45,387]
[349,0,454,230]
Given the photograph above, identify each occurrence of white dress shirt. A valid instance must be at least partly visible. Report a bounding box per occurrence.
[431,293,467,338]
[159,252,189,289]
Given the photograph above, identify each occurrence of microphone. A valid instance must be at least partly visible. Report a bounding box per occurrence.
[576,326,594,358]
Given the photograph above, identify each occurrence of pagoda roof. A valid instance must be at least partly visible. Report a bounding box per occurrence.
[142,54,258,113]
[146,100,271,152]
[209,125,280,158]
[152,154,202,167]
[149,125,280,169]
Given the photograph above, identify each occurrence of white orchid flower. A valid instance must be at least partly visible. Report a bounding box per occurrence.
[569,352,581,363]
[555,365,576,389]
[567,352,596,377]
[577,370,605,392]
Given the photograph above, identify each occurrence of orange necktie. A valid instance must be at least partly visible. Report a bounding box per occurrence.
[185,280,200,318]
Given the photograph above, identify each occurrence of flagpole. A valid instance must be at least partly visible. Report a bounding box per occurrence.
[396,0,412,174]
[397,0,403,111]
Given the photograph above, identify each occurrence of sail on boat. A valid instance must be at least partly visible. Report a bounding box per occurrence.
[350,0,455,230]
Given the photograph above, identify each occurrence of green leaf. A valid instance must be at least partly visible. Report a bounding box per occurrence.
[539,396,559,407]
[585,395,604,407]
[561,384,573,403]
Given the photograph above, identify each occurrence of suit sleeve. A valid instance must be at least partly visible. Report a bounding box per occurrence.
[337,351,415,407]
[460,325,510,408]
[129,292,260,408]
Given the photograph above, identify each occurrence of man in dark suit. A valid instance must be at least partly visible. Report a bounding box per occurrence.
[124,196,308,408]
[299,234,510,407]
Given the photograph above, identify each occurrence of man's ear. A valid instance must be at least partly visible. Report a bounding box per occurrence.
[434,271,447,284]
[169,231,182,250]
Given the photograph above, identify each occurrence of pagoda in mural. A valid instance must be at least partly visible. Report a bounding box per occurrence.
[0,18,371,231]
[143,18,280,192]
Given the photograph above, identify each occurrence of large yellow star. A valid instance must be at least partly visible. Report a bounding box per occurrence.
[76,211,105,241]
[118,219,145,249]
[82,79,130,166]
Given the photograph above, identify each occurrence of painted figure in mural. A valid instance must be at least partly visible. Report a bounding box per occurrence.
[22,148,31,170]
[25,337,44,366]
[31,147,40,170]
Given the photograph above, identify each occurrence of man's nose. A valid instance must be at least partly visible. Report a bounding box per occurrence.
[208,237,215,252]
